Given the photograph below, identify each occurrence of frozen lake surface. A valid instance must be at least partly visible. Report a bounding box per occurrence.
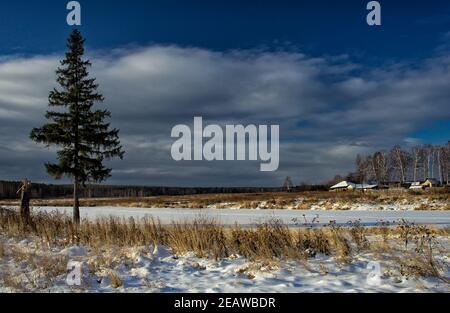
[28,206,450,227]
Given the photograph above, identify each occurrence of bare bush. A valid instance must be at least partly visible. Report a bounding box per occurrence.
[328,221,352,263]
[296,228,331,256]
[348,220,370,251]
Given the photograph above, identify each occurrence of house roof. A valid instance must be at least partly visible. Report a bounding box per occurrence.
[355,184,378,189]
[330,181,356,189]
[330,181,378,190]
[330,180,355,189]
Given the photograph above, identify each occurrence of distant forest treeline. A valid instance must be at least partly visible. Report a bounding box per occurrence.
[0,180,276,199]
[0,180,329,199]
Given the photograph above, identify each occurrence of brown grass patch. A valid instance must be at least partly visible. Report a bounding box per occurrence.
[1,188,448,210]
[109,271,123,288]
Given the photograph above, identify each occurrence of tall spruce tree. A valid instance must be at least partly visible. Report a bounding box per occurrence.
[30,29,124,224]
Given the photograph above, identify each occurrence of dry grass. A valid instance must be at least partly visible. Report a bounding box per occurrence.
[230,219,300,261]
[0,207,449,284]
[1,188,448,210]
[0,240,4,257]
[0,242,68,291]
[348,220,370,251]
[7,245,68,277]
[166,217,228,259]
[327,221,352,264]
[1,269,24,290]
[109,271,122,288]
[297,228,331,256]
[395,232,450,284]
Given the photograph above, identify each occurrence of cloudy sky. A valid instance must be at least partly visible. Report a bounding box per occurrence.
[0,0,450,187]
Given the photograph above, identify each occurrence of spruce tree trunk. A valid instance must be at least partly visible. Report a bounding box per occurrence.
[73,177,80,224]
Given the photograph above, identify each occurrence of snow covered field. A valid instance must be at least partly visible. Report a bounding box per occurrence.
[27,206,450,227]
[1,206,449,293]
[1,235,449,293]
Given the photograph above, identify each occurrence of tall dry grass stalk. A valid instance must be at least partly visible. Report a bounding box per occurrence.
[166,217,228,259]
[230,219,300,260]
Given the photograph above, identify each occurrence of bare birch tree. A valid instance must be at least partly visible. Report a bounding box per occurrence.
[411,145,425,182]
[437,145,449,185]
[355,154,373,190]
[372,151,387,184]
[389,145,411,183]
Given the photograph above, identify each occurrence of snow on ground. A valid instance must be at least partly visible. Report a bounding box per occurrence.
[20,206,450,227]
[205,197,448,210]
[0,235,448,293]
[2,206,449,292]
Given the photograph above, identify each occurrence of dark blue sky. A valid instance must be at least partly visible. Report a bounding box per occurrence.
[1,0,450,64]
[0,0,449,185]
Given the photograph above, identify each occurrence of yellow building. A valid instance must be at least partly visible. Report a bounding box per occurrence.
[421,178,440,188]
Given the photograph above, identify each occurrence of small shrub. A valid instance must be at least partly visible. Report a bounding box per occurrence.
[296,228,330,256]
[397,219,415,250]
[348,220,369,251]
[328,221,352,263]
[376,220,391,243]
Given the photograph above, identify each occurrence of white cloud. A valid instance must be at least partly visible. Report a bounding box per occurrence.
[0,46,449,186]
